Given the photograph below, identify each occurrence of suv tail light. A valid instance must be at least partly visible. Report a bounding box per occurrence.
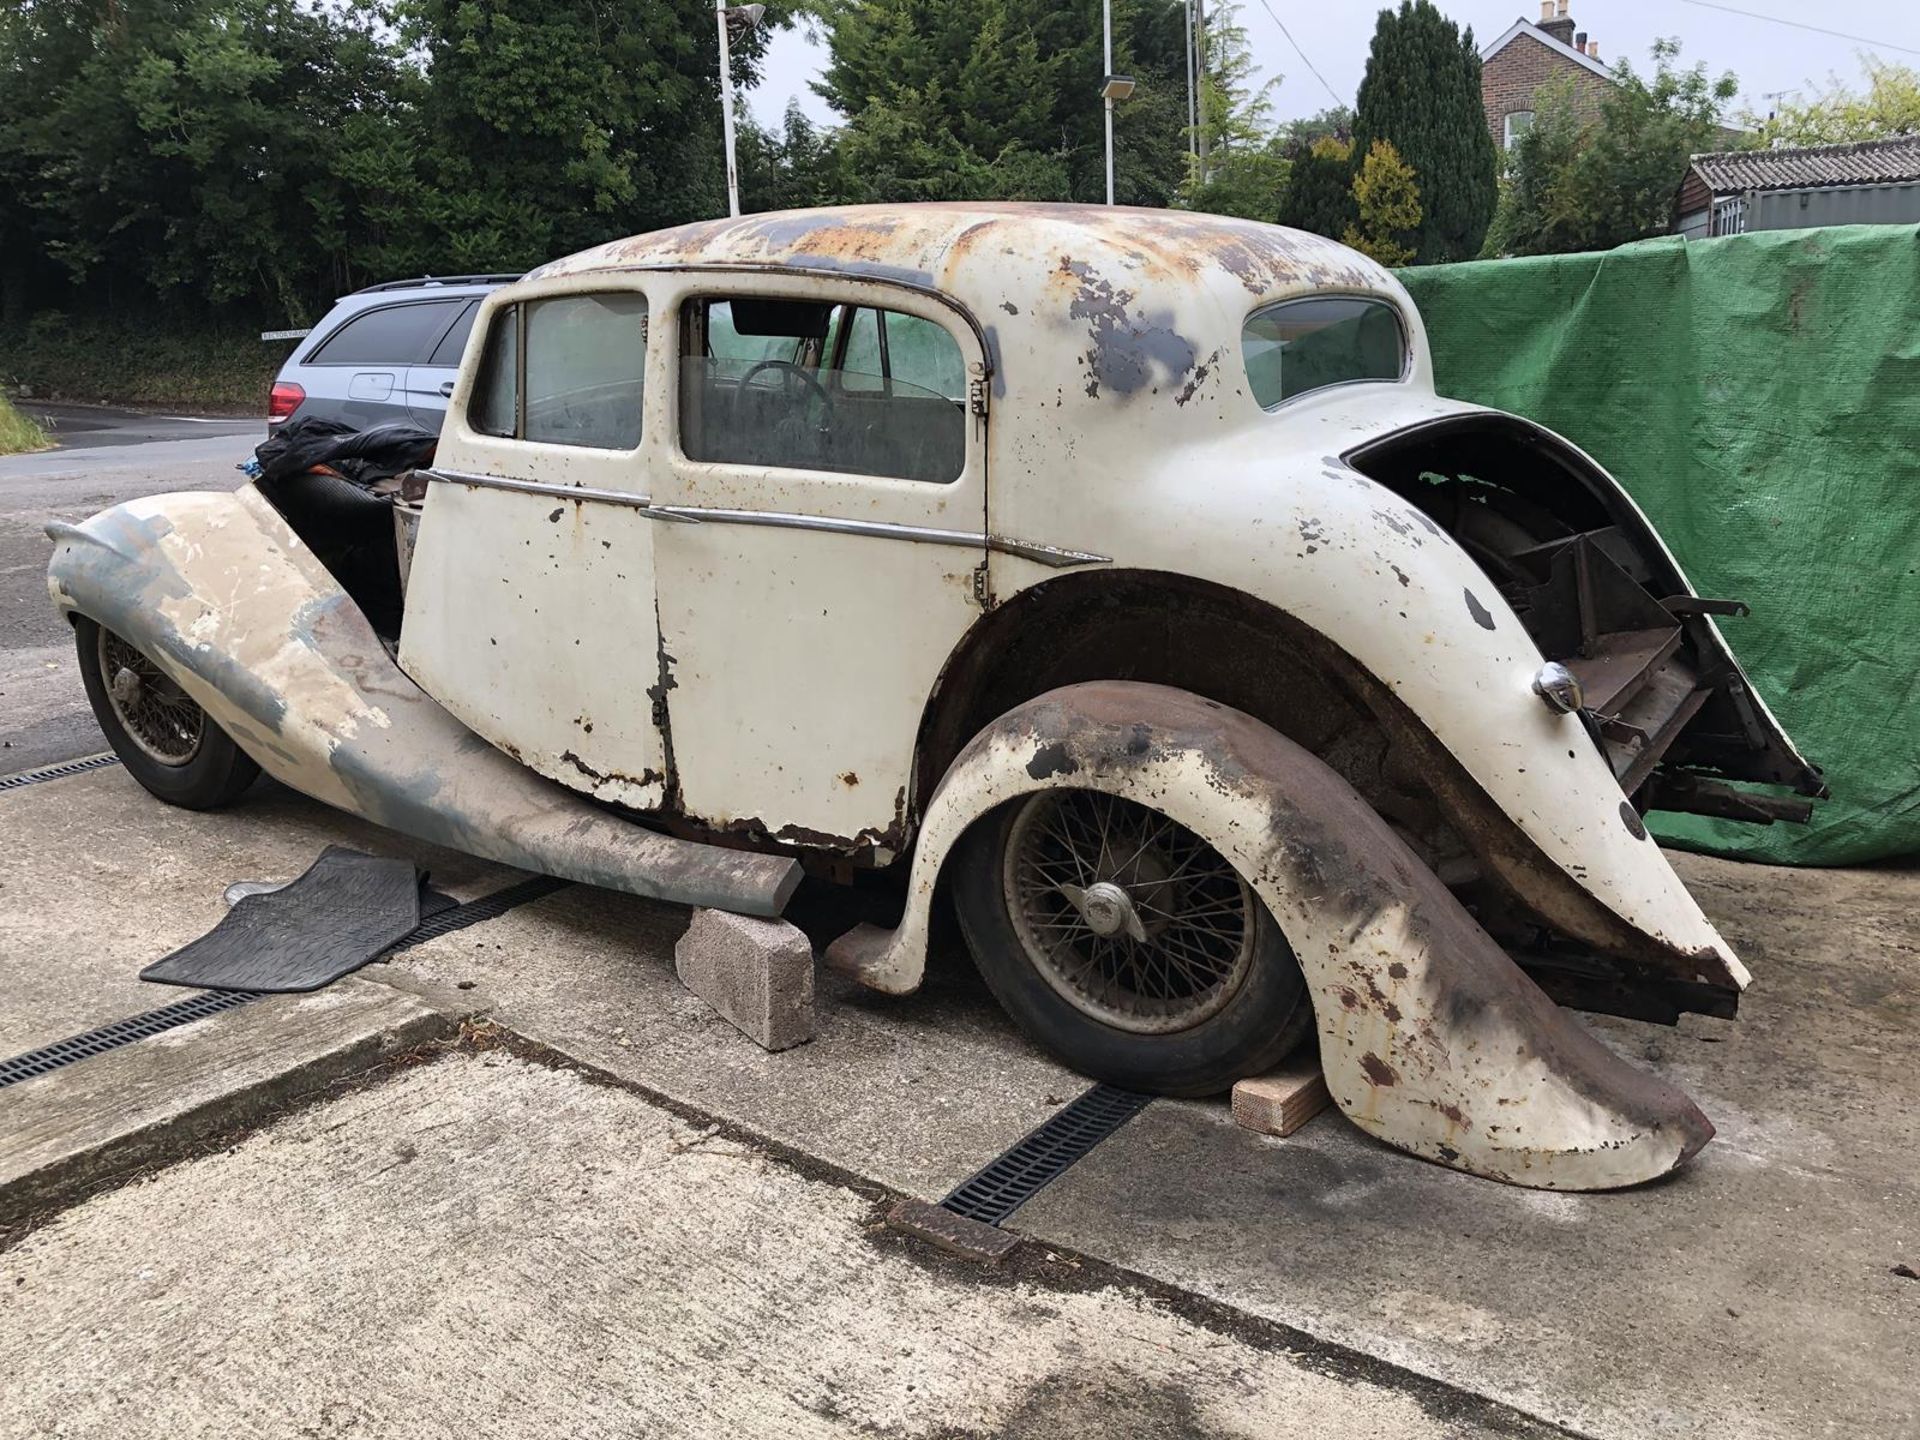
[267,380,304,424]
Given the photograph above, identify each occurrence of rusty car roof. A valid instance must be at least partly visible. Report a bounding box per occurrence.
[525,203,1397,312]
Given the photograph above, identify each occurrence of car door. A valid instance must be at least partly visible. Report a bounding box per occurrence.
[304,298,465,429]
[650,276,989,858]
[398,279,671,810]
[401,298,483,432]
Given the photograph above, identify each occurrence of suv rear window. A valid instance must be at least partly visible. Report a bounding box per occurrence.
[308,300,464,366]
[1242,297,1405,408]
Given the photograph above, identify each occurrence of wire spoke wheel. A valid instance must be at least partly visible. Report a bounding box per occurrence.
[1002,790,1257,1034]
[97,627,204,767]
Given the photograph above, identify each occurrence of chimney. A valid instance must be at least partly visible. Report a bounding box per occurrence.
[1574,31,1586,50]
[1539,0,1552,18]
[1540,3,1576,47]
[1587,39,1600,59]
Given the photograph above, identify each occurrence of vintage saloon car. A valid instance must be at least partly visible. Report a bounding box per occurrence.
[48,204,1823,1190]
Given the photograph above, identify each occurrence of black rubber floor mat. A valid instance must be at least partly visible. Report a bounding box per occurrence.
[140,846,456,993]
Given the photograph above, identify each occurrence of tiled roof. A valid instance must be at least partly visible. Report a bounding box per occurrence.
[1690,135,1920,195]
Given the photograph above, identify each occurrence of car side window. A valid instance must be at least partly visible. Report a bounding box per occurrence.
[1242,296,1406,409]
[309,300,463,366]
[470,305,518,438]
[425,299,481,368]
[680,296,966,484]
[466,293,648,450]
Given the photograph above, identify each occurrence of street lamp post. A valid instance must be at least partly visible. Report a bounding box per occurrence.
[1099,0,1135,205]
[714,2,765,218]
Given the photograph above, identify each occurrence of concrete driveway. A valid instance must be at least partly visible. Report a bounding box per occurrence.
[0,760,1914,1439]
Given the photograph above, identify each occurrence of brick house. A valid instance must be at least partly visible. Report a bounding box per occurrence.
[1479,1,1613,153]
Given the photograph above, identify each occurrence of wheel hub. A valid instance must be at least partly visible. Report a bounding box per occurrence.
[96,628,205,768]
[110,665,142,707]
[1062,880,1146,941]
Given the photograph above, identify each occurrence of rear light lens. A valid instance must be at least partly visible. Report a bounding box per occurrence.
[267,380,304,423]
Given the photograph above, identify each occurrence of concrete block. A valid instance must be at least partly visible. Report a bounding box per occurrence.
[1231,1058,1331,1138]
[674,908,815,1052]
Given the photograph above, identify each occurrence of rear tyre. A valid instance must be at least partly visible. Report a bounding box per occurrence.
[950,788,1314,1097]
[74,616,259,809]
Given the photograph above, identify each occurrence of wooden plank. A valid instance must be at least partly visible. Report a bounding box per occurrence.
[1231,1060,1332,1138]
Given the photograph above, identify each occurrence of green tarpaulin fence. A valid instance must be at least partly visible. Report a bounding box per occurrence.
[1399,226,1920,865]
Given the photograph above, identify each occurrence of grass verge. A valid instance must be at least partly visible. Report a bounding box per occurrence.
[0,392,51,455]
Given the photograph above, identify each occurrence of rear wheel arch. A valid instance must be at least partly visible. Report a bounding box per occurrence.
[906,568,1682,969]
[910,568,1453,868]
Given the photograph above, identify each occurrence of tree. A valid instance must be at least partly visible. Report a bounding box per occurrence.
[1485,41,1736,257]
[737,101,836,213]
[1344,139,1420,266]
[813,0,1189,206]
[0,0,429,321]
[1181,1,1287,219]
[401,0,784,271]
[1745,58,1920,145]
[1277,135,1355,238]
[1349,0,1495,263]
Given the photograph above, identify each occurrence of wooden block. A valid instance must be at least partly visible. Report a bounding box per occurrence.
[1231,1060,1331,1137]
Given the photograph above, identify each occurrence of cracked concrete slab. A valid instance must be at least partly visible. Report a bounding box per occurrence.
[0,1052,1549,1440]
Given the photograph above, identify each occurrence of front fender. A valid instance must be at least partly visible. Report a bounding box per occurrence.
[45,487,799,914]
[829,682,1713,1190]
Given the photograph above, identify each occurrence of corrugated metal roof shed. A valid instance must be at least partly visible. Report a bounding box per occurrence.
[1690,135,1920,195]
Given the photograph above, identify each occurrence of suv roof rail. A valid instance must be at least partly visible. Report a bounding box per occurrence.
[347,273,522,295]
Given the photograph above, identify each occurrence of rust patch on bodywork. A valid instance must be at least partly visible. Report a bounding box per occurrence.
[1060,258,1197,398]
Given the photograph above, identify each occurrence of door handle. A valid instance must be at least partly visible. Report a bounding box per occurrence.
[439,381,456,397]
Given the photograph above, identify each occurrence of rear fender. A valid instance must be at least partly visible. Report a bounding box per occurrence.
[828,681,1713,1190]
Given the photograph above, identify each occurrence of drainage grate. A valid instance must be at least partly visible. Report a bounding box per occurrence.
[0,988,260,1089]
[0,753,122,792]
[390,875,570,951]
[0,874,572,1090]
[940,1083,1154,1227]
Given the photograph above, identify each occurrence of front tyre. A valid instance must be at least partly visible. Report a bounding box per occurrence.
[951,788,1314,1097]
[74,616,259,809]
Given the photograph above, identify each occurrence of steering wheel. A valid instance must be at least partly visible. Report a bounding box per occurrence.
[730,358,838,430]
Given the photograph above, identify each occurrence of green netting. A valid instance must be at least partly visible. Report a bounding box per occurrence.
[1399,226,1920,865]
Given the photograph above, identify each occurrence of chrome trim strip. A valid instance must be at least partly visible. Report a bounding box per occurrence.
[420,467,700,522]
[985,534,1113,568]
[423,469,1108,566]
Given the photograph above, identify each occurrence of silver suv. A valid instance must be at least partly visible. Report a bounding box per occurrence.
[268,275,518,433]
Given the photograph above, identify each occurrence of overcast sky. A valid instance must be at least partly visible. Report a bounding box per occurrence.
[746,1,1920,130]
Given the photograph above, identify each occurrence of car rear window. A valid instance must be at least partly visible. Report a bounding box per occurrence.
[1242,297,1405,408]
[308,300,464,366]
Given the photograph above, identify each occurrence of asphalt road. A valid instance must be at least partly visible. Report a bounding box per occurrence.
[0,406,263,772]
